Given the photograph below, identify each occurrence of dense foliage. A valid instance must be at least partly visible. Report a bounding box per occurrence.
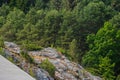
[0,0,120,79]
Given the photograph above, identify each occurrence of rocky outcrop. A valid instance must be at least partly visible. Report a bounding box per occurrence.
[29,47,101,80]
[3,41,53,80]
[4,41,20,54]
[4,41,101,80]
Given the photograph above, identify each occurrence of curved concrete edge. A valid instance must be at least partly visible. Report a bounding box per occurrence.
[0,55,36,80]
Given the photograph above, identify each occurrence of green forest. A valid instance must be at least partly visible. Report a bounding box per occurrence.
[0,0,120,79]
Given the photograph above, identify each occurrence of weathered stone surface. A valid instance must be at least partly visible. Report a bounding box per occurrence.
[4,41,20,54]
[28,47,101,80]
[35,68,54,80]
[4,42,54,80]
[4,42,101,80]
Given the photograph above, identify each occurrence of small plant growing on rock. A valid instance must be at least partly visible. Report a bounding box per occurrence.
[21,51,34,63]
[40,59,55,77]
[0,36,4,48]
[0,47,4,55]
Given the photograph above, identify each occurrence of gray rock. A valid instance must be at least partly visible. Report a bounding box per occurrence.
[41,47,61,58]
[62,72,77,80]
[4,41,20,54]
[36,69,48,80]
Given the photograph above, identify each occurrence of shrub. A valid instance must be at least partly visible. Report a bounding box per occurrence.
[57,47,72,60]
[21,51,34,63]
[20,40,43,51]
[40,59,55,77]
[0,47,4,55]
[29,68,35,77]
[116,75,120,80]
[0,36,4,47]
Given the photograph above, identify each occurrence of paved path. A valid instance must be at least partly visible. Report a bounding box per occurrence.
[0,55,36,80]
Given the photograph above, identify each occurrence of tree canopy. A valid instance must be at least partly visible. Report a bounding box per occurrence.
[0,0,120,79]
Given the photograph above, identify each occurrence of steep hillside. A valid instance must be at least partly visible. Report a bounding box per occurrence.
[0,0,120,79]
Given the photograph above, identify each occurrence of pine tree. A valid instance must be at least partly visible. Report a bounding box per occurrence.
[69,39,78,61]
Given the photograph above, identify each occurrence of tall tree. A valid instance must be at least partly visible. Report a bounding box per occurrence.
[35,0,50,10]
[0,8,25,41]
[44,10,62,46]
[82,13,120,79]
[17,23,39,42]
[0,4,10,16]
[98,57,115,80]
[73,1,115,58]
[49,0,62,10]
[58,10,77,48]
